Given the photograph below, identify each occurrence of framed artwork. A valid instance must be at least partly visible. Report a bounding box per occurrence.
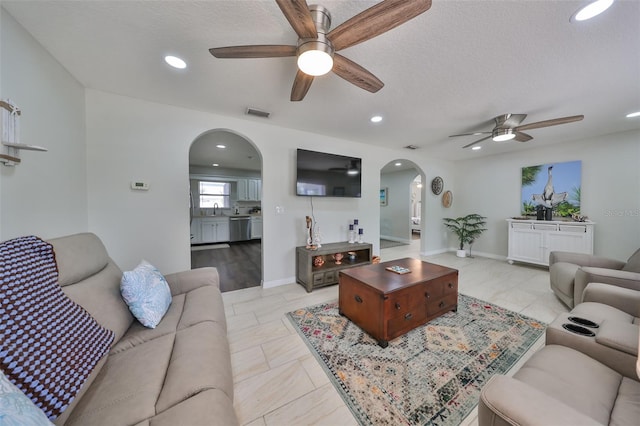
[521,160,581,218]
[380,187,388,206]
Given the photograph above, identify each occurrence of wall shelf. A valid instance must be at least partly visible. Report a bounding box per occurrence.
[1,99,47,166]
[2,142,47,152]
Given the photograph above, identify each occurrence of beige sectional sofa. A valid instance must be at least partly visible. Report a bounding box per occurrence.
[47,233,238,425]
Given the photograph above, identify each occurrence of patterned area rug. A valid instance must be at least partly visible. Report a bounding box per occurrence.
[286,294,545,426]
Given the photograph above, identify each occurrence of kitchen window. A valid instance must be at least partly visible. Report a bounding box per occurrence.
[199,181,230,208]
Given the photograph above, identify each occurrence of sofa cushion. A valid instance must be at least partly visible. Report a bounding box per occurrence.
[611,377,640,425]
[0,235,114,421]
[65,334,175,426]
[513,345,622,424]
[622,248,640,273]
[65,324,233,426]
[111,284,227,354]
[121,260,172,328]
[0,370,53,426]
[50,234,134,342]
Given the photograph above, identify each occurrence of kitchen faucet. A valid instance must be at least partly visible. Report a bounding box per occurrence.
[213,203,219,216]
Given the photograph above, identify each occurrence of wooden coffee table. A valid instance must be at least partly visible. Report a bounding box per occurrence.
[338,257,458,347]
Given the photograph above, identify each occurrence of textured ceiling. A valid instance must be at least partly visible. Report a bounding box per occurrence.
[3,0,640,166]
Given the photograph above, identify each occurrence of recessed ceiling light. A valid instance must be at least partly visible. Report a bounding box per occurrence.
[472,146,482,151]
[164,55,187,69]
[571,0,615,22]
[212,163,219,167]
[216,144,226,149]
[626,111,640,118]
[395,162,402,167]
[370,115,383,123]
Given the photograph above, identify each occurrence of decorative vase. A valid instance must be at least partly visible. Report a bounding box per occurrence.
[333,253,344,265]
[313,256,325,267]
[347,251,357,262]
[456,249,467,258]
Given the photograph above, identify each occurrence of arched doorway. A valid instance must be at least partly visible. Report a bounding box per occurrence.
[379,159,424,249]
[188,130,263,292]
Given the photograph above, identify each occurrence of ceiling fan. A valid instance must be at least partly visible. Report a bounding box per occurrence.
[209,0,432,101]
[450,113,585,148]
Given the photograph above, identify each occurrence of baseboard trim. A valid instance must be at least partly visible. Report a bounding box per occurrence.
[263,276,296,289]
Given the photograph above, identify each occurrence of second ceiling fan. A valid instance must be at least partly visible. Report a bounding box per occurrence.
[450,113,585,149]
[209,0,432,101]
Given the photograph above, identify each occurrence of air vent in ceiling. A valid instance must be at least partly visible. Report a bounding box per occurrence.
[404,145,419,150]
[245,107,270,118]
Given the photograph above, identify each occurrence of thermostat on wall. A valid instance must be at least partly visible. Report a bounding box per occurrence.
[130,181,149,191]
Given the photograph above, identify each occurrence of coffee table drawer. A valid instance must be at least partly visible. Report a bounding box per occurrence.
[426,293,458,317]
[423,275,457,300]
[387,307,427,339]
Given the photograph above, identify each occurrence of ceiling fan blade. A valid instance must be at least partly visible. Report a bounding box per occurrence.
[275,0,318,39]
[449,132,491,138]
[514,115,584,132]
[332,53,384,93]
[463,135,491,149]
[291,70,314,101]
[328,0,432,51]
[209,45,297,58]
[501,113,527,128]
[514,131,533,142]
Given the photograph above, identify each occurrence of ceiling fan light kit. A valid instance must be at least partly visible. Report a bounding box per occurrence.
[297,37,334,76]
[492,128,516,142]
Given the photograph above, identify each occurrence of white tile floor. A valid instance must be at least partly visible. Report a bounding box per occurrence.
[222,240,569,425]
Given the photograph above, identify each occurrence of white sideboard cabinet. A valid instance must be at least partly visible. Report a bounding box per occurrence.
[506,219,595,266]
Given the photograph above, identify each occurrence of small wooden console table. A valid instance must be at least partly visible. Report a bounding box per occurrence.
[295,241,372,292]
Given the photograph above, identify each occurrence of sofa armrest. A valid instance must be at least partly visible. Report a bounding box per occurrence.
[582,283,640,317]
[164,267,220,296]
[596,321,639,357]
[478,375,601,426]
[549,251,625,269]
[575,268,640,305]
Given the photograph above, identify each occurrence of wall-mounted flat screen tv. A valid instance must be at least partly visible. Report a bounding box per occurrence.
[296,149,362,197]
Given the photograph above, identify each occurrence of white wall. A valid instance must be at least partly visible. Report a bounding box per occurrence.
[0,10,87,241]
[452,130,640,261]
[85,90,456,284]
[381,168,419,243]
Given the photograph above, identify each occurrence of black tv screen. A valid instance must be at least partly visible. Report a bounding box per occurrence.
[296,149,362,197]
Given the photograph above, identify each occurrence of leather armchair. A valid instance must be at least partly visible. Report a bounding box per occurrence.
[549,248,640,308]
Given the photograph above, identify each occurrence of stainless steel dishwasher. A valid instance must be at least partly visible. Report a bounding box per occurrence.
[229,216,251,241]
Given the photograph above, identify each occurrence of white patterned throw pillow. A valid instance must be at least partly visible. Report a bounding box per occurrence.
[121,260,172,328]
[0,370,54,426]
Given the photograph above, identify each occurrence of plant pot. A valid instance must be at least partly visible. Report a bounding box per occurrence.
[456,249,467,258]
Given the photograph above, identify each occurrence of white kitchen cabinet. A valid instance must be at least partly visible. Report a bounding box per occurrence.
[248,179,261,201]
[190,219,202,244]
[200,217,230,243]
[237,178,261,201]
[506,219,595,266]
[250,216,262,239]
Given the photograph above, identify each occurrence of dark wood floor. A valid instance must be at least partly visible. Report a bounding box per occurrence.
[191,240,261,293]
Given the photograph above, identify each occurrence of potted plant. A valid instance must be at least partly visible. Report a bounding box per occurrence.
[443,214,487,257]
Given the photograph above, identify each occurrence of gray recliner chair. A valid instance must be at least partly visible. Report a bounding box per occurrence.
[479,283,640,425]
[549,248,640,308]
